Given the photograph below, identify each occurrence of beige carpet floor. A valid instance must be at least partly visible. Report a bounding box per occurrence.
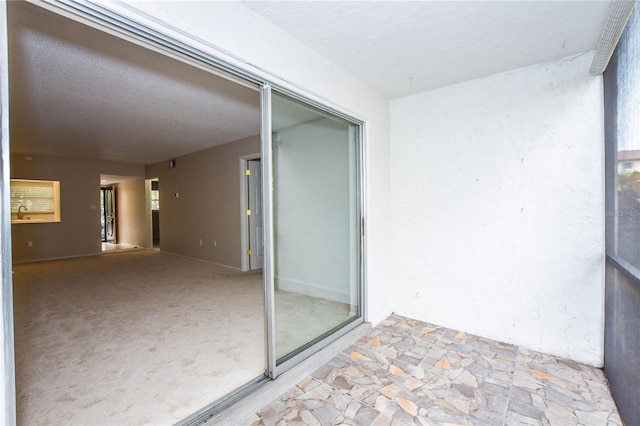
[13,250,352,425]
[14,250,265,425]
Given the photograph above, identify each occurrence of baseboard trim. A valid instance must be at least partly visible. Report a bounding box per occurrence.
[276,276,349,304]
[161,250,242,271]
[12,251,103,264]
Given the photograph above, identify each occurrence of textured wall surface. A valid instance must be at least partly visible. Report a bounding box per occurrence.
[390,52,605,366]
[241,1,610,99]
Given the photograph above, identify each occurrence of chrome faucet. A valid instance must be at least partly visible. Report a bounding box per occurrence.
[17,205,27,220]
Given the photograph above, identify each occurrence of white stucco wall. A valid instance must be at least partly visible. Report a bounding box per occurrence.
[390,52,605,366]
[107,1,392,325]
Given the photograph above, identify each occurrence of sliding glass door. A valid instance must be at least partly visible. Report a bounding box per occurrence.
[269,92,362,365]
[0,1,365,420]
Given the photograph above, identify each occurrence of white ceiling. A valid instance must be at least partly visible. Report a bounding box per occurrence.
[243,1,612,99]
[8,1,261,166]
[7,1,613,167]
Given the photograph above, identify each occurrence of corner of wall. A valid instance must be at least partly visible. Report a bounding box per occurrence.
[388,52,605,365]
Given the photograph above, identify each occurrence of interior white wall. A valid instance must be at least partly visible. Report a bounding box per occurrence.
[274,118,353,303]
[116,178,149,248]
[390,52,605,366]
[115,0,392,325]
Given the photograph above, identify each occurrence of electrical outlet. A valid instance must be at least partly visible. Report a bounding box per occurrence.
[27,241,33,247]
[199,239,203,246]
[214,240,217,247]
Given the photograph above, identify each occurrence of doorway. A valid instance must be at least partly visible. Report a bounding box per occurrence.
[268,92,362,371]
[2,0,365,423]
[100,186,116,243]
[6,2,266,422]
[150,179,160,248]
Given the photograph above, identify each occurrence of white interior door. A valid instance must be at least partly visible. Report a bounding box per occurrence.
[248,159,263,270]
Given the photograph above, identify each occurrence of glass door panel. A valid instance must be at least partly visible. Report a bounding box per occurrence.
[271,93,360,363]
[100,187,115,243]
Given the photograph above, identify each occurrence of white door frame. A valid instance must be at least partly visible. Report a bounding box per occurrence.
[239,153,261,272]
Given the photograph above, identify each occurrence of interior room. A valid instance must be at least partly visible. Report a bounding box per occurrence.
[7,2,365,423]
[8,2,268,424]
[0,0,639,425]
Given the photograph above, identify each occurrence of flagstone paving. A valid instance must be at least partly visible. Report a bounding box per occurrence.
[244,314,622,425]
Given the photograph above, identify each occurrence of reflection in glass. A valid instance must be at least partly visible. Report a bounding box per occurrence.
[614,5,640,269]
[272,93,360,362]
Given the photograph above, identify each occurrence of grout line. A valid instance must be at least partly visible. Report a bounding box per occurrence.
[243,316,622,426]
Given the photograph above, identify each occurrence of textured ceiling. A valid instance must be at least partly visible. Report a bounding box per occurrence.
[7,1,613,166]
[8,1,261,166]
[243,1,612,99]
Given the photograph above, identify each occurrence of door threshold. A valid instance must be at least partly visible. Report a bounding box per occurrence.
[175,375,270,426]
[203,322,372,425]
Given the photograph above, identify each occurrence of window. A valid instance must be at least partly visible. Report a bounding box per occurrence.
[609,6,640,270]
[603,5,640,424]
[151,190,159,211]
[10,179,61,223]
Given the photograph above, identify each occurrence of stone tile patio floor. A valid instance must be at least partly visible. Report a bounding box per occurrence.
[244,314,622,425]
